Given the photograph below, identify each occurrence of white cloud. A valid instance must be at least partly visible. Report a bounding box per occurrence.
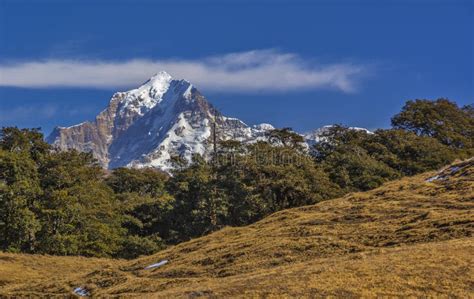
[0,49,368,93]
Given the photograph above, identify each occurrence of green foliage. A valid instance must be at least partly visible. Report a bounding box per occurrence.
[240,141,341,211]
[0,98,471,259]
[117,192,173,246]
[313,120,462,191]
[117,234,163,259]
[0,127,49,161]
[0,127,161,258]
[267,127,306,150]
[165,140,341,243]
[320,145,399,191]
[0,129,44,253]
[106,167,168,197]
[369,129,457,175]
[391,99,474,151]
[165,155,225,242]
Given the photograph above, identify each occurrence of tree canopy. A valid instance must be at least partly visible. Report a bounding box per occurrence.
[0,98,471,258]
[391,99,474,151]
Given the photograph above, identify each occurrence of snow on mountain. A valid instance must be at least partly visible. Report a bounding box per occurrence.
[117,71,173,117]
[47,72,370,171]
[304,125,372,146]
[253,123,275,131]
[47,71,274,170]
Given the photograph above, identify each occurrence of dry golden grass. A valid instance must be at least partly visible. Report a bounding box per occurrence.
[0,253,125,296]
[1,159,473,297]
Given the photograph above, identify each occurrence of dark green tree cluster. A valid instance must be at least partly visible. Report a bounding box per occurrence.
[392,99,473,151]
[313,98,472,191]
[163,138,341,243]
[0,98,471,258]
[0,128,165,258]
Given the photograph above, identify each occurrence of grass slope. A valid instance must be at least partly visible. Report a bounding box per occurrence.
[1,159,473,297]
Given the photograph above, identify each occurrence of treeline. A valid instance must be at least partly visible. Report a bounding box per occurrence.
[0,99,472,258]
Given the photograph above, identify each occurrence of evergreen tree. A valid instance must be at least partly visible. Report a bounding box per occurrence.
[0,128,45,252]
[391,99,474,151]
[0,98,471,259]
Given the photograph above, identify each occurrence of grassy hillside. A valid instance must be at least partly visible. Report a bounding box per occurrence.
[1,159,473,297]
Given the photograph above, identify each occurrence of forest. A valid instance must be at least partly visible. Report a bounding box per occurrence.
[0,98,472,258]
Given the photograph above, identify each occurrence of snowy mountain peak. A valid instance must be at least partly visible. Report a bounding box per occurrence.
[254,123,275,131]
[47,72,274,170]
[47,71,369,172]
[115,71,175,117]
[144,71,173,89]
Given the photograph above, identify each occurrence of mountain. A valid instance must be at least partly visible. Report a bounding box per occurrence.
[303,125,373,146]
[47,71,372,171]
[47,71,274,171]
[1,159,472,297]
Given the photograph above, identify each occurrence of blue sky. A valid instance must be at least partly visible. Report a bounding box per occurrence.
[0,0,472,135]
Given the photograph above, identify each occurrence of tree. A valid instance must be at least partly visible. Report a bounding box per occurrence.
[36,150,124,257]
[242,142,341,211]
[313,125,372,162]
[319,144,399,191]
[369,129,457,175]
[0,128,44,253]
[312,124,457,191]
[106,167,168,197]
[391,99,474,151]
[1,96,471,259]
[0,128,160,258]
[166,155,228,243]
[267,128,306,151]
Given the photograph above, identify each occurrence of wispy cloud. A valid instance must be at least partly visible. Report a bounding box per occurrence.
[0,49,368,93]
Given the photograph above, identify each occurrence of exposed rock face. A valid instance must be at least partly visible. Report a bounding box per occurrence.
[47,71,273,171]
[47,94,121,167]
[48,71,371,171]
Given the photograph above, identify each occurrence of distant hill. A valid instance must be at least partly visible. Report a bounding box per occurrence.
[1,159,472,297]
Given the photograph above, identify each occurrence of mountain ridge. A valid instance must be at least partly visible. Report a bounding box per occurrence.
[47,71,276,170]
[47,71,369,171]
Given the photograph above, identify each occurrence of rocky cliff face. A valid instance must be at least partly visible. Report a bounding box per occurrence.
[47,94,120,167]
[48,71,371,171]
[47,71,273,171]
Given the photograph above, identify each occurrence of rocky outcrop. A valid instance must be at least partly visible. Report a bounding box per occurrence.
[47,71,273,170]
